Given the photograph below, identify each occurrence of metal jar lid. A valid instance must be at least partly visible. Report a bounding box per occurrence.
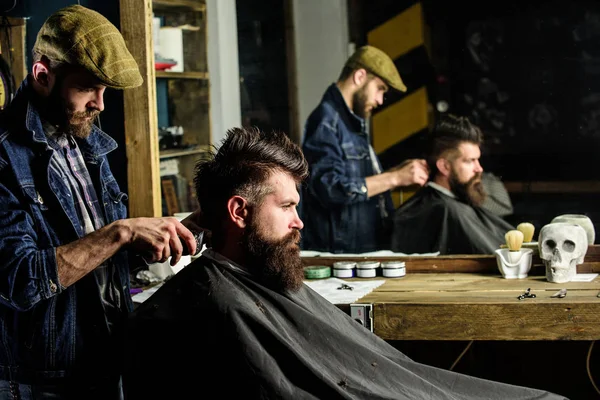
[333,261,357,269]
[357,261,380,269]
[381,261,406,269]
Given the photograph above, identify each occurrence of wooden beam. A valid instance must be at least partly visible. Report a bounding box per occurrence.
[120,0,162,217]
[504,180,600,194]
[0,17,27,87]
[153,0,206,12]
[283,0,300,145]
[156,71,209,80]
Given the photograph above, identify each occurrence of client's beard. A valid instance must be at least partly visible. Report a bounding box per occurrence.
[242,222,304,292]
[449,171,486,207]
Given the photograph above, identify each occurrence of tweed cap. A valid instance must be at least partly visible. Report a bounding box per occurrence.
[33,5,142,89]
[345,45,406,92]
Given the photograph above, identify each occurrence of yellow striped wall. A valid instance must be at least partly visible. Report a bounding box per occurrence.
[368,1,430,207]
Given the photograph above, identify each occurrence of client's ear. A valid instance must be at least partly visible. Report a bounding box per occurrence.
[227,196,249,228]
[436,158,451,178]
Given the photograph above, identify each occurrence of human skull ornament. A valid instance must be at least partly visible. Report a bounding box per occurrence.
[551,214,595,245]
[539,223,588,283]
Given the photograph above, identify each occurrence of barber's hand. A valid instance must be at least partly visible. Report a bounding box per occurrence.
[180,209,212,248]
[123,217,197,266]
[390,159,429,188]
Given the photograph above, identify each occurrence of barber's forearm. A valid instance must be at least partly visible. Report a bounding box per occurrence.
[56,220,131,288]
[365,172,397,198]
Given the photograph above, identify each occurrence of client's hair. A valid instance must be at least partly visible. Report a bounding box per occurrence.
[427,114,483,176]
[194,127,308,241]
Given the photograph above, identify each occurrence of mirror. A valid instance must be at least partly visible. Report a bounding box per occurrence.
[236,0,600,251]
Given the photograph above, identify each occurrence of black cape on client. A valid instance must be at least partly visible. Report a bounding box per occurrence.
[391,184,514,255]
[124,250,565,400]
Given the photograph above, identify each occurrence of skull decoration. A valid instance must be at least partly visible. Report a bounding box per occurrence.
[551,214,595,245]
[538,222,588,283]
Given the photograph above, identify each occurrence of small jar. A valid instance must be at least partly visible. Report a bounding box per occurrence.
[333,261,356,278]
[303,265,331,280]
[382,261,406,278]
[356,261,380,278]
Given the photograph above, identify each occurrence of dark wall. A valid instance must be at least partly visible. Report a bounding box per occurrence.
[358,0,600,238]
[422,0,600,236]
[359,0,600,181]
[236,0,290,136]
[423,0,600,182]
[2,0,129,203]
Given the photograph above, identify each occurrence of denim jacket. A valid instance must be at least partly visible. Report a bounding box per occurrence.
[0,78,133,384]
[300,84,394,253]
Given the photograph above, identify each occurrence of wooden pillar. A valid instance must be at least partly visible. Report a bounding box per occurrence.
[120,0,162,217]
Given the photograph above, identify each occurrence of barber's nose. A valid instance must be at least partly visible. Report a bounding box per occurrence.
[89,88,106,112]
[475,160,483,173]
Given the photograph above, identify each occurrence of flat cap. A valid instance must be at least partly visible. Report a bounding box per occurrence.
[345,45,406,92]
[33,5,143,89]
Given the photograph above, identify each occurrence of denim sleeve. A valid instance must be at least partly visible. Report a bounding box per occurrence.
[303,120,369,206]
[0,181,62,311]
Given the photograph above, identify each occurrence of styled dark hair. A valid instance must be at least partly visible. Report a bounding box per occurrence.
[427,114,483,176]
[194,127,308,239]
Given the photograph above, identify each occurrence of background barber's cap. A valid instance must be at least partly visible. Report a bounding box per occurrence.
[344,45,406,92]
[33,5,143,89]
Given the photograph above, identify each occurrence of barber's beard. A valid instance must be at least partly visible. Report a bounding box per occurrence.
[64,108,100,139]
[352,85,371,119]
[449,171,486,207]
[242,220,304,292]
[46,85,100,139]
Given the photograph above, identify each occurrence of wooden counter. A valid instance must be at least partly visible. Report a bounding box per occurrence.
[345,273,600,341]
[303,246,600,342]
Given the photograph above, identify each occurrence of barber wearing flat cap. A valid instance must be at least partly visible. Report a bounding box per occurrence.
[0,5,198,399]
[301,45,429,254]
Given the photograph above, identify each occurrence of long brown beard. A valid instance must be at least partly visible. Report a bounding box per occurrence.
[64,108,100,139]
[243,221,304,292]
[449,171,486,207]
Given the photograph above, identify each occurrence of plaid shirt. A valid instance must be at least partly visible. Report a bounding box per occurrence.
[44,123,121,329]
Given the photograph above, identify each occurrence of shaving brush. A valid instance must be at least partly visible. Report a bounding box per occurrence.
[505,230,524,263]
[517,222,535,243]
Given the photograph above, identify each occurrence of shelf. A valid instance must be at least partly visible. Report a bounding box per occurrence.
[155,71,209,80]
[152,0,206,12]
[159,145,211,159]
[122,0,211,217]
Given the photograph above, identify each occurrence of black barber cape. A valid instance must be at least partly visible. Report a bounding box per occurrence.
[124,250,564,400]
[391,184,514,255]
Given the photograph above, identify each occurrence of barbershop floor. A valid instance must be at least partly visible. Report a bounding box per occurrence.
[390,340,597,399]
